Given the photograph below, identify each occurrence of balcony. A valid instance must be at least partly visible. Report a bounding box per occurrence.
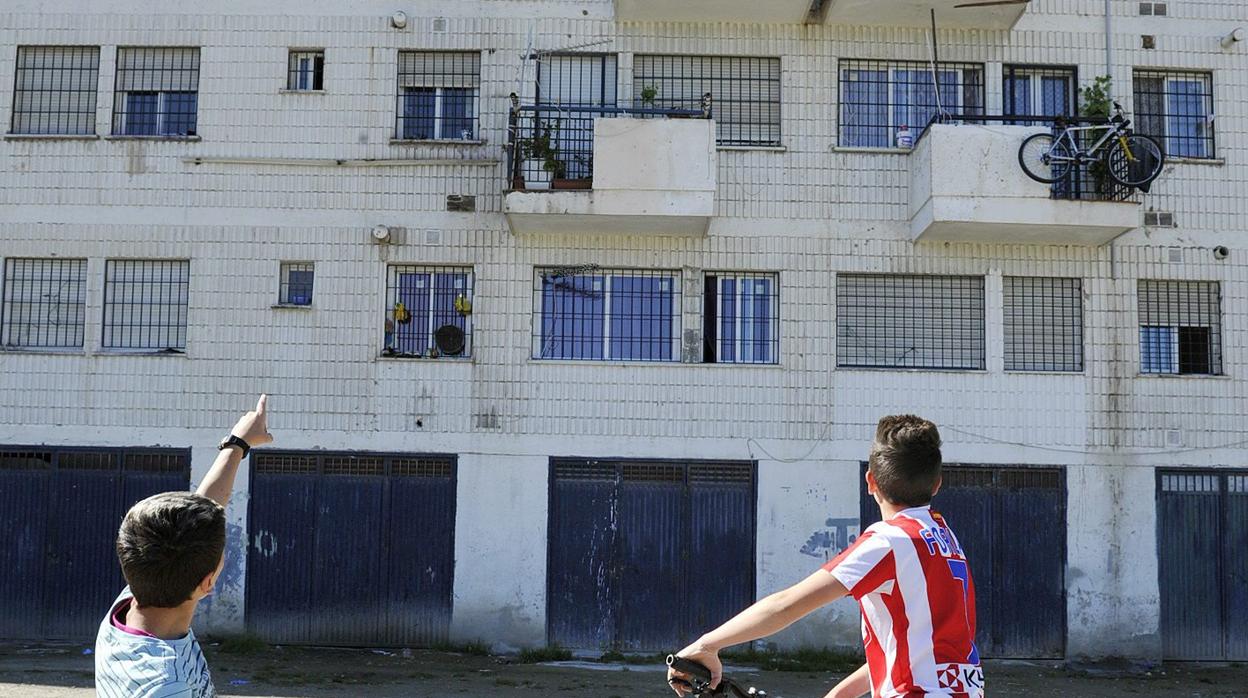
[615,0,1027,29]
[503,101,716,236]
[909,122,1141,246]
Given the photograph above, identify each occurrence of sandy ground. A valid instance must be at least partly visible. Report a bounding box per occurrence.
[1,643,1246,697]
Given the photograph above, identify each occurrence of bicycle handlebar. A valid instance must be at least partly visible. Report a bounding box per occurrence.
[665,655,765,698]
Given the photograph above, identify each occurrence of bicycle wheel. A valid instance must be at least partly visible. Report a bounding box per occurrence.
[1105,133,1165,187]
[1018,133,1074,184]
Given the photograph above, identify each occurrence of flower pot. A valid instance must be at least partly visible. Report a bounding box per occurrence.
[552,178,592,190]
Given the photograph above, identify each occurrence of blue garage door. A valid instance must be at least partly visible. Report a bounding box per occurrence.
[0,447,190,641]
[548,459,755,651]
[246,451,456,646]
[860,464,1066,659]
[1158,470,1248,660]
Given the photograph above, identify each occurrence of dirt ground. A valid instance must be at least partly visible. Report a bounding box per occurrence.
[1,643,1246,697]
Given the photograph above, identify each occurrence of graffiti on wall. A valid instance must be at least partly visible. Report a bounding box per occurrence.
[800,517,861,562]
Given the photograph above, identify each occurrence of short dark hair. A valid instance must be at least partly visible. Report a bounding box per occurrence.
[116,492,226,608]
[868,414,943,507]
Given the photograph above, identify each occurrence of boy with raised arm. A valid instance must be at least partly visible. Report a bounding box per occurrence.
[95,395,273,698]
[668,415,983,698]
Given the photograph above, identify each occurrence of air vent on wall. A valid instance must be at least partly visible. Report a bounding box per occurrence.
[1139,2,1167,15]
[1142,35,1156,49]
[432,17,448,32]
[1145,211,1175,227]
[446,194,476,212]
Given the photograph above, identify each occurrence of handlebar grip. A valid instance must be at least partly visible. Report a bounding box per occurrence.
[667,655,713,689]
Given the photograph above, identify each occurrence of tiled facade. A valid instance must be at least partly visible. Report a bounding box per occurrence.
[1,0,1245,658]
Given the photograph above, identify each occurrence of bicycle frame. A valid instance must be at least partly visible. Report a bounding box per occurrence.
[1048,120,1138,164]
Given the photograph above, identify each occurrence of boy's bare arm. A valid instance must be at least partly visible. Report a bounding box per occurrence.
[824,663,870,698]
[196,395,273,507]
[668,570,849,695]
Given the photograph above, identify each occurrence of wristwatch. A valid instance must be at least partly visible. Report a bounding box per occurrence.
[218,434,251,458]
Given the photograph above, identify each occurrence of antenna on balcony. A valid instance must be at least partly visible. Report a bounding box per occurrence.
[928,9,948,122]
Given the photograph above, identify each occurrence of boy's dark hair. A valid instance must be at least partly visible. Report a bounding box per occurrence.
[868,414,943,507]
[116,492,226,608]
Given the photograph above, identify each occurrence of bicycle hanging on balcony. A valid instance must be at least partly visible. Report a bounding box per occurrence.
[1017,101,1164,188]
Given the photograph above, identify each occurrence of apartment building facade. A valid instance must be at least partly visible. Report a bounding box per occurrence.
[1,0,1245,661]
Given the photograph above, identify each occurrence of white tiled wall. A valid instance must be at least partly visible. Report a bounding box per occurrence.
[1,0,1245,657]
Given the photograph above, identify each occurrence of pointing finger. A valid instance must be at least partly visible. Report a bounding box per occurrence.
[256,394,268,415]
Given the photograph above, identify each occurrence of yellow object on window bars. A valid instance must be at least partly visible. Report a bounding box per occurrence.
[394,301,411,324]
[454,294,472,316]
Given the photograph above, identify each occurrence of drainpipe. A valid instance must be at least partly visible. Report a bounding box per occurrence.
[1104,0,1113,95]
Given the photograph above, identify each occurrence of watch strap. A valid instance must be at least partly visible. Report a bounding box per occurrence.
[219,434,251,457]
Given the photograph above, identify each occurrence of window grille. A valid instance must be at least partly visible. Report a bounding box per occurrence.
[839,59,984,148]
[836,274,985,370]
[703,272,779,364]
[11,46,100,135]
[252,450,456,477]
[632,55,780,146]
[1003,277,1084,372]
[1003,65,1077,125]
[524,54,620,181]
[278,262,314,306]
[396,51,480,140]
[384,265,473,358]
[533,267,679,362]
[287,50,324,91]
[112,47,200,137]
[0,446,188,474]
[2,258,87,349]
[1138,280,1222,375]
[102,260,190,351]
[1133,69,1214,159]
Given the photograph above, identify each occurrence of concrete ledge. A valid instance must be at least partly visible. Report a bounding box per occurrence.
[504,190,712,236]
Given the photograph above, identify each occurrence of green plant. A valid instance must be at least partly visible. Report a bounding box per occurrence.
[1080,75,1114,194]
[216,633,267,655]
[639,84,658,106]
[520,122,566,179]
[721,647,864,674]
[517,645,573,663]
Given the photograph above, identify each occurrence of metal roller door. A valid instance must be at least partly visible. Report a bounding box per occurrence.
[547,458,756,651]
[861,464,1066,659]
[1158,470,1248,660]
[246,451,456,646]
[0,447,190,641]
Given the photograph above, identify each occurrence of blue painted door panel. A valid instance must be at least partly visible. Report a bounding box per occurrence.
[861,465,1065,659]
[246,452,457,646]
[0,460,50,638]
[548,460,756,651]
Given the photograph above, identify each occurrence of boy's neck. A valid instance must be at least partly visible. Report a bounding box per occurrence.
[879,500,923,520]
[125,600,197,641]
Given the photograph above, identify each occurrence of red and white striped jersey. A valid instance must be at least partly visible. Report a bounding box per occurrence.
[823,506,984,698]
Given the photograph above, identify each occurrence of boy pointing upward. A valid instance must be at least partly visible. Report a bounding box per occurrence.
[669,415,983,698]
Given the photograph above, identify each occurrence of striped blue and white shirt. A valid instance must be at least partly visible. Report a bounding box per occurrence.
[95,588,215,698]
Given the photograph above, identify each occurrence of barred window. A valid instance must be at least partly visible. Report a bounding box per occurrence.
[632,55,780,146]
[383,265,473,358]
[1133,69,1214,159]
[839,59,985,148]
[1138,280,1222,375]
[11,46,100,135]
[1003,65,1077,125]
[287,50,324,91]
[112,47,200,137]
[703,272,779,364]
[534,267,679,362]
[102,260,190,351]
[1,258,87,349]
[1003,277,1084,372]
[278,262,314,306]
[396,51,480,141]
[836,274,985,370]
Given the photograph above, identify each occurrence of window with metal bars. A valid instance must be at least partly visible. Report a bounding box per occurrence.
[1,258,87,349]
[836,274,985,370]
[533,266,679,362]
[383,265,472,358]
[252,450,456,478]
[278,262,314,306]
[112,47,200,137]
[396,51,480,141]
[1138,280,1222,375]
[287,49,324,91]
[1003,65,1077,125]
[102,260,190,351]
[0,446,189,474]
[1003,277,1084,372]
[839,59,985,148]
[1133,69,1214,159]
[702,272,779,364]
[525,54,620,181]
[632,55,780,146]
[11,46,100,135]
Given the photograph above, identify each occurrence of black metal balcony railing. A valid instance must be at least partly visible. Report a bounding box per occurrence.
[920,113,1139,203]
[505,93,710,191]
